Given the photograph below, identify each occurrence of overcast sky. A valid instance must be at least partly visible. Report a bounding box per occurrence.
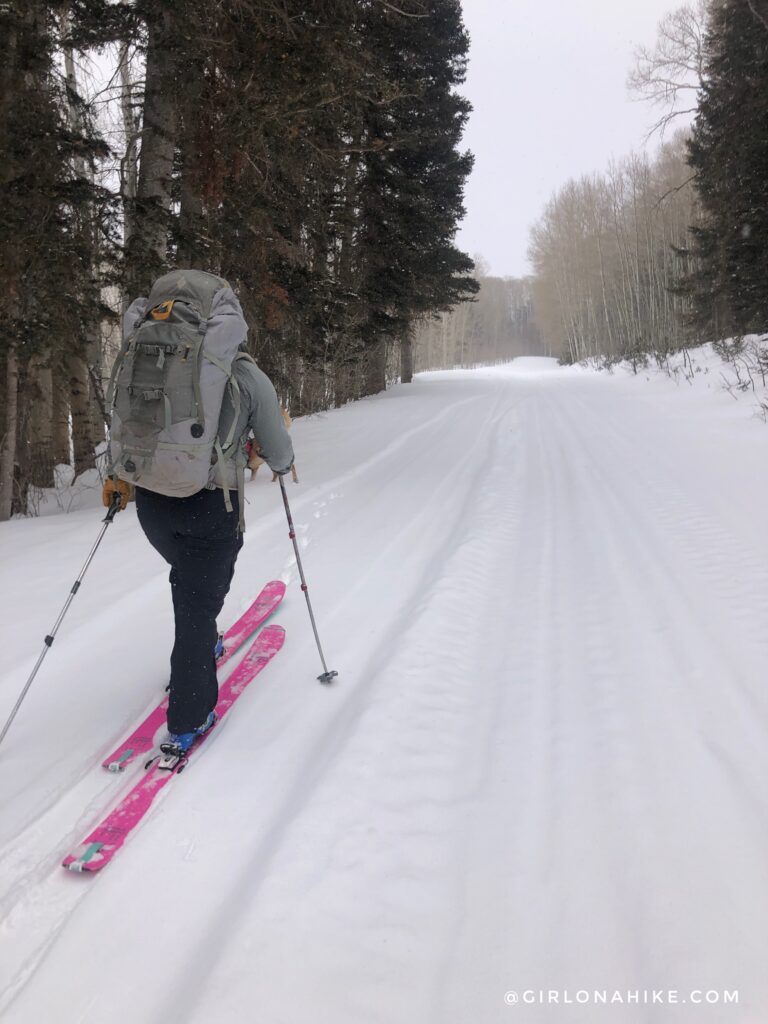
[456,0,688,278]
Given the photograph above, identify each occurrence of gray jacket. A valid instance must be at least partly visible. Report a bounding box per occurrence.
[213,356,294,490]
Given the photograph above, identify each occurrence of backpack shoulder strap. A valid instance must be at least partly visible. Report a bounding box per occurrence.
[226,352,257,533]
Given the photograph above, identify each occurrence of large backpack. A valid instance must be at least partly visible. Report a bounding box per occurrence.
[107,269,249,519]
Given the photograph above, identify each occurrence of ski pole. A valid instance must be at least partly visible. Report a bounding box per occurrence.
[0,492,123,752]
[279,475,338,685]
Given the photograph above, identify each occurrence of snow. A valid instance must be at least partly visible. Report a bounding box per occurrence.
[1,352,767,1023]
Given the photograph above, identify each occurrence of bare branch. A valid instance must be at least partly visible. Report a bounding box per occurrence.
[627,1,707,138]
[653,172,696,209]
[746,0,768,33]
[643,105,700,142]
[376,0,429,17]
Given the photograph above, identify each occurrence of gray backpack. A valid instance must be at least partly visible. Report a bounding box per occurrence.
[108,269,249,519]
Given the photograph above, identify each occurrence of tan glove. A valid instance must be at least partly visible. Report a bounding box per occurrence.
[102,477,134,511]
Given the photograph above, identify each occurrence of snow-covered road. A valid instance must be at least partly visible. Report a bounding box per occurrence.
[0,358,766,1022]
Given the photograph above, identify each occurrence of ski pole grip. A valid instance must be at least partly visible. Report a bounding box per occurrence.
[103,491,123,523]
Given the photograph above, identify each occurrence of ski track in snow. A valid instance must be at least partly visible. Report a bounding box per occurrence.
[0,360,766,1023]
[0,376,513,1014]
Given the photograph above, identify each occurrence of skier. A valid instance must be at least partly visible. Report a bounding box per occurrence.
[102,270,293,756]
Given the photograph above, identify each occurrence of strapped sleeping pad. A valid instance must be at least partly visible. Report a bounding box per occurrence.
[108,268,251,529]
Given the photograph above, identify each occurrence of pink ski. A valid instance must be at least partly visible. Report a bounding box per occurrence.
[64,625,285,873]
[102,580,285,773]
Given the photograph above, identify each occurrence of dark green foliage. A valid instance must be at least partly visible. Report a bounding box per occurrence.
[688,0,768,335]
[2,0,476,515]
[357,0,478,338]
[0,3,117,512]
[66,0,139,48]
[0,3,114,362]
[160,0,477,403]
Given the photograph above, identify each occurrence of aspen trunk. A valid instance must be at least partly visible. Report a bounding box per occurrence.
[125,6,178,295]
[89,359,108,453]
[118,42,140,261]
[400,328,414,384]
[66,352,96,475]
[90,378,105,440]
[52,365,71,467]
[0,347,20,520]
[332,362,353,408]
[85,316,108,446]
[363,338,387,396]
[62,12,107,466]
[177,68,204,268]
[29,353,54,487]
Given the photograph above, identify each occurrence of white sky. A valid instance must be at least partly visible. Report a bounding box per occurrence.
[456,0,689,277]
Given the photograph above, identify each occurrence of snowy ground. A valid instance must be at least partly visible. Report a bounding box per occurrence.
[0,354,766,1023]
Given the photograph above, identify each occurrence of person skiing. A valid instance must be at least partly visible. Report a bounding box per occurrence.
[102,269,293,757]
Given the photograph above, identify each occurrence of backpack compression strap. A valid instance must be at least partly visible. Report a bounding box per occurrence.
[211,351,250,531]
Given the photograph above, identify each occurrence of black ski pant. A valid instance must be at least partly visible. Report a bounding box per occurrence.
[135,486,243,734]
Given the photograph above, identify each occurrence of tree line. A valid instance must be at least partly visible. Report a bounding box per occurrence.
[528,134,699,365]
[0,0,477,519]
[528,0,768,365]
[412,268,543,371]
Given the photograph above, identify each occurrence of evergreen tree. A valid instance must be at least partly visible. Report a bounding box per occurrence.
[356,0,478,390]
[155,0,477,405]
[1,0,479,515]
[0,3,113,517]
[688,0,768,336]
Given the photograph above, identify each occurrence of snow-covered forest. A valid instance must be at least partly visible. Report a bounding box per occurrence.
[527,0,768,364]
[0,0,480,520]
[2,0,768,1022]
